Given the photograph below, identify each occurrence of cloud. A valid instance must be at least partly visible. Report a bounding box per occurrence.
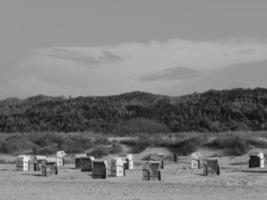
[157,60,267,95]
[238,49,254,55]
[45,48,123,66]
[138,67,200,82]
[2,38,267,98]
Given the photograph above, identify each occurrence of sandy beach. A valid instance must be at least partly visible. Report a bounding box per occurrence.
[1,149,267,200]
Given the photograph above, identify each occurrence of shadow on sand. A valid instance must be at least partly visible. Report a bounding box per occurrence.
[31,174,43,177]
[0,169,17,172]
[242,169,267,173]
[20,173,43,177]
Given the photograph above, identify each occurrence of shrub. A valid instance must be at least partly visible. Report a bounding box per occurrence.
[126,136,151,154]
[0,159,16,164]
[91,146,110,158]
[167,136,206,155]
[141,154,151,161]
[206,136,250,156]
[130,142,148,154]
[0,135,37,154]
[120,139,138,146]
[121,134,206,155]
[94,136,110,145]
[0,132,104,155]
[61,133,93,153]
[110,143,123,154]
[61,138,85,153]
[246,138,267,148]
[120,136,150,154]
[36,144,58,155]
[225,139,248,156]
[0,141,14,154]
[25,132,65,148]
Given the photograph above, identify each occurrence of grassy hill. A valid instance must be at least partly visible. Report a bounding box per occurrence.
[0,88,267,134]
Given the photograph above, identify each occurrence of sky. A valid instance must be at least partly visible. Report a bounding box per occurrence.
[1,0,267,98]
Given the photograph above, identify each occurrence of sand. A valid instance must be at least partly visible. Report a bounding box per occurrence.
[1,149,267,200]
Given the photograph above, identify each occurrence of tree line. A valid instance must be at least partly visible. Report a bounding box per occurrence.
[0,88,266,134]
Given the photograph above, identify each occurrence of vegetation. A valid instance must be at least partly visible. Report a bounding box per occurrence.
[90,146,110,158]
[120,134,206,155]
[206,135,267,156]
[0,132,110,155]
[0,159,16,164]
[1,88,267,157]
[1,132,267,156]
[206,136,250,156]
[121,132,267,156]
[0,132,125,158]
[110,143,123,154]
[0,88,266,133]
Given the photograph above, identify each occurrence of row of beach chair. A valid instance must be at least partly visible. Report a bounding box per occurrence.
[14,151,265,179]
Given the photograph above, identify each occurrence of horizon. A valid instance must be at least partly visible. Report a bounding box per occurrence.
[1,0,267,98]
[1,86,266,101]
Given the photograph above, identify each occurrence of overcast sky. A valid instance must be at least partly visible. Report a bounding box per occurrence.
[1,0,267,98]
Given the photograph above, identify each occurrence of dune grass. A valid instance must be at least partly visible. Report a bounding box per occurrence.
[206,135,267,156]
[120,134,206,155]
[1,131,267,157]
[0,132,110,155]
[121,131,267,156]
